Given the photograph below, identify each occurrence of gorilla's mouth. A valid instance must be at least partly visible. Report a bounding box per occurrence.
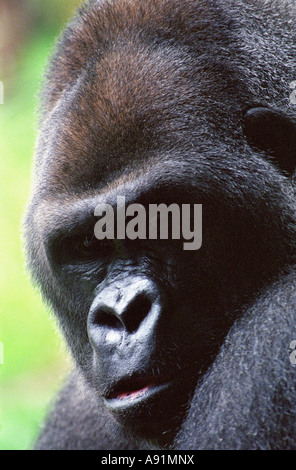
[103,375,171,409]
[102,372,190,442]
[110,384,151,401]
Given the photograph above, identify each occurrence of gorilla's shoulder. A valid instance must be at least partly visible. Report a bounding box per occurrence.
[34,371,140,450]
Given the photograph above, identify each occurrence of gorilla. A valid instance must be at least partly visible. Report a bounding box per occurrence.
[24,0,296,450]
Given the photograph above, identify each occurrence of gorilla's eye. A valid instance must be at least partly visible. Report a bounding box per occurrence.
[242,107,296,174]
[73,234,100,258]
[57,233,114,264]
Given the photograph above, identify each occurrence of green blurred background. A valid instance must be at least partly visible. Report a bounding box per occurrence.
[0,0,83,450]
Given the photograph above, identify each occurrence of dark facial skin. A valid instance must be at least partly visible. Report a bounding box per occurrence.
[25,0,296,449]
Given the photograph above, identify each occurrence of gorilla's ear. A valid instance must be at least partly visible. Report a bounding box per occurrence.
[242,107,296,174]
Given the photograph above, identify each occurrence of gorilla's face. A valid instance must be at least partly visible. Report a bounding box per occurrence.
[24,0,296,444]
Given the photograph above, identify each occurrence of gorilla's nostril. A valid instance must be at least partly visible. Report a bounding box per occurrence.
[122,293,152,333]
[91,292,153,333]
[94,308,123,330]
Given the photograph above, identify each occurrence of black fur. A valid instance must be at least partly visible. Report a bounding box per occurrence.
[25,0,296,450]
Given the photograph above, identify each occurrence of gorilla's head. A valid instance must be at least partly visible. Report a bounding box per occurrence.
[24,0,296,446]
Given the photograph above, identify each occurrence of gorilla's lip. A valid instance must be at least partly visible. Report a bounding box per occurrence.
[103,375,171,409]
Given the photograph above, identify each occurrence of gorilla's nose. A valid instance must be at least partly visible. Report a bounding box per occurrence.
[88,276,161,338]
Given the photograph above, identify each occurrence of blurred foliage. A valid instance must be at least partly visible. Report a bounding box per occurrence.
[0,0,83,88]
[0,1,85,450]
[29,0,83,29]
